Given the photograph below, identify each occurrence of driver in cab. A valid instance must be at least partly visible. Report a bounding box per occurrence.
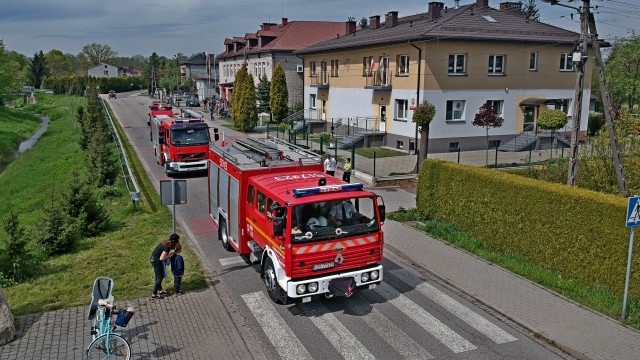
[328,199,359,226]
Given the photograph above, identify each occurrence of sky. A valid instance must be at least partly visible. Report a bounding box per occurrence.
[0,0,638,59]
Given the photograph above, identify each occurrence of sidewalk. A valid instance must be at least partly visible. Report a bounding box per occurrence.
[383,220,640,360]
[0,286,258,360]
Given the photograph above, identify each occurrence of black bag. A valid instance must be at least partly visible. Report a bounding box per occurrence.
[328,277,356,297]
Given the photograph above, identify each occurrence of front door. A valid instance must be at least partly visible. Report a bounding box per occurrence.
[523,106,535,132]
[379,105,387,132]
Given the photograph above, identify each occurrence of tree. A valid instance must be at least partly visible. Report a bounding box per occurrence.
[239,72,259,131]
[522,0,540,21]
[359,17,369,29]
[472,102,504,166]
[605,36,640,110]
[62,171,109,237]
[256,74,271,114]
[79,43,117,68]
[0,39,20,105]
[46,49,73,75]
[28,50,49,89]
[231,63,249,129]
[145,52,160,96]
[537,109,568,159]
[0,211,34,282]
[270,64,289,122]
[412,100,437,170]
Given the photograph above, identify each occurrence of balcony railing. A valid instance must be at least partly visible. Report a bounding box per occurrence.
[310,72,329,88]
[365,70,393,89]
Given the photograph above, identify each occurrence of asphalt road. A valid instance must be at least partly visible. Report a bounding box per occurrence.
[107,92,571,360]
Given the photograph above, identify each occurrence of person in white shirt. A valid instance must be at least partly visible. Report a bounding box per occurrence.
[328,200,359,226]
[324,154,337,176]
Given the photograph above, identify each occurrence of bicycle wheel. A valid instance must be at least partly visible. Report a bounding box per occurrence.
[86,333,131,360]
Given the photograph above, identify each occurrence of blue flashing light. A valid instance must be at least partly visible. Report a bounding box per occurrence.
[293,183,364,197]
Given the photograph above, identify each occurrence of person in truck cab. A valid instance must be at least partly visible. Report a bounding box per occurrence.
[328,199,359,226]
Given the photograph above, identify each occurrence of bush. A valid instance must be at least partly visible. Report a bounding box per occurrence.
[0,212,36,282]
[417,159,635,297]
[588,113,604,136]
[63,174,110,237]
[36,200,77,255]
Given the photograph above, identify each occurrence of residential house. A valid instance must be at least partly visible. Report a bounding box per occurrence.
[217,18,349,111]
[296,0,593,153]
[88,63,140,78]
[181,52,218,100]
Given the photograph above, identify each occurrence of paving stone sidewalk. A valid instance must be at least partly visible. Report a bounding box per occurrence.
[0,287,255,360]
[383,220,640,360]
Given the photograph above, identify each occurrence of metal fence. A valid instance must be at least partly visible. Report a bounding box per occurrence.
[100,98,141,206]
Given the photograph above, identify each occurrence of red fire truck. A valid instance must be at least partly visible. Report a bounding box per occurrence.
[208,137,386,304]
[148,102,174,123]
[150,115,214,176]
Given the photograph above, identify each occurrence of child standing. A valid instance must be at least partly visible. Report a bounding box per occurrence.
[171,244,185,295]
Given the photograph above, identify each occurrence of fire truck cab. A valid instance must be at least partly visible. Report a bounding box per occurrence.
[208,137,385,304]
[150,115,212,176]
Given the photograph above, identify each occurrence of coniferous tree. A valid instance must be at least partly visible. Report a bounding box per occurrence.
[231,64,249,129]
[63,171,110,237]
[28,50,50,89]
[0,212,33,282]
[270,64,288,122]
[239,72,258,132]
[359,17,369,29]
[256,74,271,115]
[37,195,77,256]
[523,0,540,21]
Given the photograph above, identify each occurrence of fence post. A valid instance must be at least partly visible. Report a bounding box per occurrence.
[334,140,338,159]
[266,123,270,137]
[494,147,498,168]
[457,147,461,164]
[373,150,376,178]
[320,137,323,154]
[529,147,532,164]
[351,145,355,172]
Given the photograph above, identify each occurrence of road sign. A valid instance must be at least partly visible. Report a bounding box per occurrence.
[160,180,187,205]
[626,196,640,227]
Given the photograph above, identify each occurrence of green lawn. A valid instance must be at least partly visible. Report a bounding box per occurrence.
[0,106,41,155]
[355,147,408,158]
[0,94,206,316]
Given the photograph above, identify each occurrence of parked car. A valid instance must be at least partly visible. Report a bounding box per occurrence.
[108,90,117,99]
[185,97,200,107]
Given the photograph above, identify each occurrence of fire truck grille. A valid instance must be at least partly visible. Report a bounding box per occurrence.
[179,153,206,160]
[291,243,381,277]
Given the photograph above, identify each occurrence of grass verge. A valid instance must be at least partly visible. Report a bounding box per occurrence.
[1,94,206,316]
[0,106,41,172]
[389,207,640,329]
[356,147,408,158]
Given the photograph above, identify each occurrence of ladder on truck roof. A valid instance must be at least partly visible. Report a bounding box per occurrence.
[210,136,322,170]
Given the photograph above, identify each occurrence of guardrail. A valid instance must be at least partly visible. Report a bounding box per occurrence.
[100,98,142,206]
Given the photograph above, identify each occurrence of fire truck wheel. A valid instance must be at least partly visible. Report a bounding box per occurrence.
[219,219,233,252]
[263,258,284,304]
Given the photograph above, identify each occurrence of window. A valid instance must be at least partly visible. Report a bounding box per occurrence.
[396,140,404,149]
[395,99,408,120]
[448,54,466,75]
[449,142,459,151]
[487,100,504,118]
[529,52,538,71]
[362,56,373,76]
[446,100,466,121]
[397,55,409,76]
[331,60,339,77]
[488,55,504,75]
[247,185,255,206]
[310,94,317,109]
[267,198,274,218]
[310,62,317,76]
[489,140,501,149]
[560,53,573,71]
[257,191,266,214]
[103,71,109,76]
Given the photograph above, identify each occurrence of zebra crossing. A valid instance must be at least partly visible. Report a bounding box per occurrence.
[226,257,520,359]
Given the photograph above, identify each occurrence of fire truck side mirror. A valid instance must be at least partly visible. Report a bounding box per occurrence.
[378,204,386,223]
[213,127,220,141]
[273,216,284,237]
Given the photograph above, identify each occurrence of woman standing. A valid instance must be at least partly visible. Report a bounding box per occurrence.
[342,158,352,183]
[150,233,179,299]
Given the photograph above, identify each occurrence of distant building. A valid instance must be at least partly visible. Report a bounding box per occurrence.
[181,53,218,101]
[87,63,140,78]
[217,18,349,110]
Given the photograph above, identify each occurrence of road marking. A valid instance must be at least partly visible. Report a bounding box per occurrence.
[298,301,375,360]
[375,283,477,353]
[392,269,518,344]
[193,230,217,236]
[346,295,433,359]
[219,257,246,266]
[241,292,312,360]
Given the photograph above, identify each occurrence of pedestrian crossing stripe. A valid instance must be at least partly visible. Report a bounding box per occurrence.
[627,196,640,227]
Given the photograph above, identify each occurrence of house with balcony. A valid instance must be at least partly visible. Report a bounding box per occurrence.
[217,18,349,111]
[180,52,218,100]
[296,0,593,153]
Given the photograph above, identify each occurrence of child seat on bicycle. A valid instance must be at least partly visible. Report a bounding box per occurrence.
[87,277,114,320]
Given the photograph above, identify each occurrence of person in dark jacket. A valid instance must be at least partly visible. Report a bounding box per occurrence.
[171,243,185,295]
[150,233,179,299]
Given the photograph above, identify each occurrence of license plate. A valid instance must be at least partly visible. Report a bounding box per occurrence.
[312,262,335,271]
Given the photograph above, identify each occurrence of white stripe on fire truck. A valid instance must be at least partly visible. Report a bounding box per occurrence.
[391,269,518,344]
[345,240,355,247]
[375,283,477,353]
[367,236,376,243]
[296,246,307,255]
[298,302,375,360]
[310,244,321,253]
[241,292,312,360]
[356,238,366,245]
[321,243,332,251]
[346,296,434,359]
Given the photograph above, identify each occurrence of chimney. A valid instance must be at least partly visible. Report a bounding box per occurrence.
[385,11,398,27]
[369,15,380,29]
[476,0,489,7]
[281,18,288,26]
[427,2,444,20]
[345,20,357,35]
[500,2,524,16]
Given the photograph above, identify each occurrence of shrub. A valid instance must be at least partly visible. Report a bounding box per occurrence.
[588,113,604,136]
[0,212,35,282]
[36,199,77,255]
[63,174,110,237]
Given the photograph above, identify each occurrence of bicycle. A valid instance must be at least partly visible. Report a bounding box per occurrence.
[86,277,133,359]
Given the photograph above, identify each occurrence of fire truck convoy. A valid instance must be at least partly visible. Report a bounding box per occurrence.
[208,136,386,304]
[149,114,217,176]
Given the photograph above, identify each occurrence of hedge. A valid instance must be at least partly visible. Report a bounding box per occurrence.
[417,159,637,297]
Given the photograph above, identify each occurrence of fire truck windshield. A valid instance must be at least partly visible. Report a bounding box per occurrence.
[291,197,379,242]
[171,128,210,146]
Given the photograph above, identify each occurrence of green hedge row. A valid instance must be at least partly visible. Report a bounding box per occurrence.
[417,159,637,297]
[43,75,145,96]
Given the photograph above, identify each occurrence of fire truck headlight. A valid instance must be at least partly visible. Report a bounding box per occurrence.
[296,284,307,295]
[370,270,379,280]
[361,272,370,283]
[307,282,318,293]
